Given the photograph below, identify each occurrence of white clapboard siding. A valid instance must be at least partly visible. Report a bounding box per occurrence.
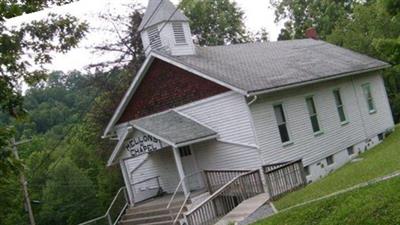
[352,74,395,137]
[191,140,262,170]
[178,92,257,145]
[127,148,180,194]
[250,72,394,166]
[122,92,259,195]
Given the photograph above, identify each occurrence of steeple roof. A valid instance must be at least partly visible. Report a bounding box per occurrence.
[138,0,189,31]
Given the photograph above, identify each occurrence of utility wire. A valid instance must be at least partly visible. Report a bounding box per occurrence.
[48,0,184,172]
[142,2,182,54]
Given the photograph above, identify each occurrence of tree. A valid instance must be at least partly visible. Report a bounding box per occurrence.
[271,0,400,122]
[38,159,99,225]
[271,0,356,40]
[326,1,400,122]
[179,0,251,46]
[0,1,88,175]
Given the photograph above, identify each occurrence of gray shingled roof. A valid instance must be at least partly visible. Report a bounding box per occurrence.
[131,110,217,146]
[139,0,189,31]
[157,39,389,94]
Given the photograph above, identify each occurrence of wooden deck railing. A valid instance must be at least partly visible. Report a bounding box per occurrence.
[186,170,264,225]
[203,169,250,193]
[263,159,307,200]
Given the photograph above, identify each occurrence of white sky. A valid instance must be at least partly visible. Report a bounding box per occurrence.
[7,0,283,72]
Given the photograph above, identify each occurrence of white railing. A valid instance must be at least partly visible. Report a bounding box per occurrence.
[78,187,128,225]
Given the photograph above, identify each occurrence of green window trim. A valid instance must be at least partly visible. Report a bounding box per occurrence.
[362,83,377,114]
[305,96,322,134]
[273,103,291,144]
[333,89,348,124]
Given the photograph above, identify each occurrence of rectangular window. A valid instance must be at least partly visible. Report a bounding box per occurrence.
[333,89,347,123]
[304,166,310,176]
[326,155,334,165]
[362,84,376,113]
[147,26,162,49]
[179,146,192,157]
[172,22,186,45]
[273,104,291,143]
[378,133,384,141]
[347,146,354,156]
[306,96,321,134]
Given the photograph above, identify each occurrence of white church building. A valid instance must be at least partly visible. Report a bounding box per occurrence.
[99,0,395,224]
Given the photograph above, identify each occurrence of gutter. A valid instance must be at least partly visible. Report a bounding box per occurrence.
[247,65,391,96]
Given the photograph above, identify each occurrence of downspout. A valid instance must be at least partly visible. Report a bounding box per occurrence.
[247,95,258,106]
[245,95,267,186]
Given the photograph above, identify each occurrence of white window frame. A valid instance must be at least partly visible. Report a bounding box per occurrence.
[362,83,377,114]
[305,95,323,135]
[304,166,311,177]
[347,146,355,156]
[179,146,192,157]
[333,88,348,125]
[326,155,335,166]
[273,103,293,146]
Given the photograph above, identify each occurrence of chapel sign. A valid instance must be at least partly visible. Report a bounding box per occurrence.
[125,134,163,157]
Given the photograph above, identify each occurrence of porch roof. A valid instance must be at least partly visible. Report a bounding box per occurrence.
[130,110,218,147]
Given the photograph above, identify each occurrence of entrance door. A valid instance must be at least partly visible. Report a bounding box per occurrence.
[179,146,203,191]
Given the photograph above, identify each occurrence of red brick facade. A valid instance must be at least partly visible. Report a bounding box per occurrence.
[117,59,229,124]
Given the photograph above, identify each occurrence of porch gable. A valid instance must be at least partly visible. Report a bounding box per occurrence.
[117,58,229,124]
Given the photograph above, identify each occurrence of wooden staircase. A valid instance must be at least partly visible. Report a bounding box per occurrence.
[119,196,188,225]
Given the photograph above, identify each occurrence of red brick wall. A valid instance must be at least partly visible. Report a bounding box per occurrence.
[117,59,229,124]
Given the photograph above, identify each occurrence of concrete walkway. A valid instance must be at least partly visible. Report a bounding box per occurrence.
[215,193,272,225]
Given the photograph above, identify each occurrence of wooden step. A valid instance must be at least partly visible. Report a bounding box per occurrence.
[124,206,186,219]
[127,200,185,212]
[119,219,175,225]
[121,213,184,224]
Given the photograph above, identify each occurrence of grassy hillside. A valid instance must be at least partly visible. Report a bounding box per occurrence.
[275,125,400,210]
[255,176,400,225]
[253,126,400,225]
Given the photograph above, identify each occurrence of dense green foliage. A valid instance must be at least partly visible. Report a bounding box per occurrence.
[275,125,400,210]
[179,0,250,46]
[0,1,261,224]
[256,176,400,225]
[0,0,88,184]
[271,0,356,40]
[179,0,269,46]
[0,71,124,225]
[272,0,400,123]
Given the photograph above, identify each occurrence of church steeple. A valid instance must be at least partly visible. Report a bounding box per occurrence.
[139,0,196,56]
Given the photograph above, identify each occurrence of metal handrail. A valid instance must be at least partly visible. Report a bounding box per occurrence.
[172,193,191,225]
[131,176,162,205]
[131,175,160,186]
[166,170,204,209]
[78,187,128,225]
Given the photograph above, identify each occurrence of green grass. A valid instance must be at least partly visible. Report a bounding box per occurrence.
[254,177,400,225]
[274,125,400,210]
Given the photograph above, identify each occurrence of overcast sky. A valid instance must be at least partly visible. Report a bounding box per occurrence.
[8,0,283,72]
